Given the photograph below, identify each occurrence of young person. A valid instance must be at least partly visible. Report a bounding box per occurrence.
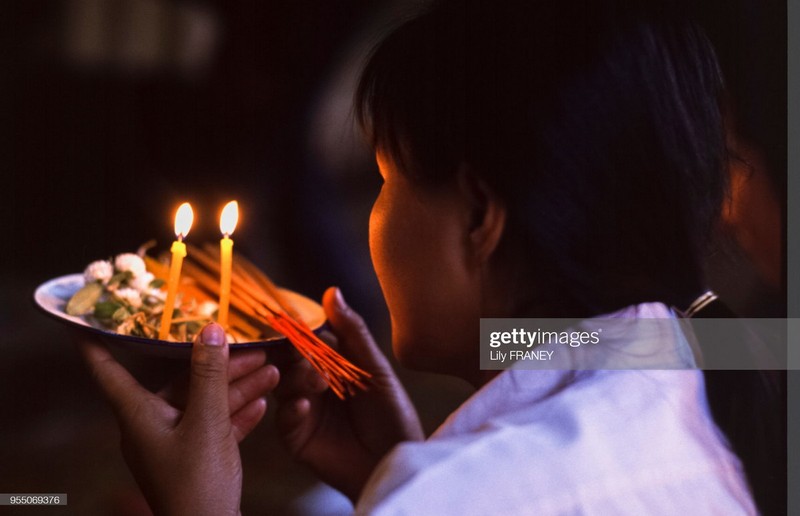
[80,1,764,513]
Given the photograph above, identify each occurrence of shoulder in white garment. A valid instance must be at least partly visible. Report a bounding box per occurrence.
[355,303,756,516]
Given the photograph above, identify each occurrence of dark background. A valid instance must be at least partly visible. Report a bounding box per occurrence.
[1,2,472,514]
[1,1,787,514]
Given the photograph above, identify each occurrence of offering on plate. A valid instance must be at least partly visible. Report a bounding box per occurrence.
[66,249,211,342]
[58,241,370,398]
[40,202,371,398]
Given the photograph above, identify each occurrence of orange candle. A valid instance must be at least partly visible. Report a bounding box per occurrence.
[218,200,239,328]
[158,202,194,340]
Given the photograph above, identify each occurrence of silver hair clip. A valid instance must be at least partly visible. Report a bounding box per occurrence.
[674,290,719,319]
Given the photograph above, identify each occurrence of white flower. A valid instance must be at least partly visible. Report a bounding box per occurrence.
[114,287,142,309]
[197,301,219,318]
[130,272,156,292]
[114,253,147,278]
[84,260,114,284]
[144,288,167,304]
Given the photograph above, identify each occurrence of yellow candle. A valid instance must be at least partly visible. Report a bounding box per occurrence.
[158,202,194,340]
[218,200,239,328]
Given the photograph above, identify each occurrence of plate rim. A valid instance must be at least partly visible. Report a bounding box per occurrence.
[33,273,325,349]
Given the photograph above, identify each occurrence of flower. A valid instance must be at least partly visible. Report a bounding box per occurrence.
[144,288,167,305]
[114,253,147,278]
[84,260,114,284]
[114,287,142,309]
[197,301,219,318]
[130,272,156,292]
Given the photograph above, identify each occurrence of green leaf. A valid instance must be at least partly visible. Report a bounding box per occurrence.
[112,307,131,323]
[186,321,202,335]
[108,271,133,288]
[66,282,103,316]
[93,301,122,320]
[149,278,165,289]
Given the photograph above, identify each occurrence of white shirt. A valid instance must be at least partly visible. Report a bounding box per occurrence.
[355,303,756,515]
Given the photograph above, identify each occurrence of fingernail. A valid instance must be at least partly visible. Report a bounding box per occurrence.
[334,288,347,310]
[200,323,226,346]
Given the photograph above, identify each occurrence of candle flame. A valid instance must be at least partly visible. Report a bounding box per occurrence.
[174,202,194,238]
[220,200,239,236]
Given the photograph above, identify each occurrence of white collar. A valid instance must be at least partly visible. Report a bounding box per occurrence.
[434,302,698,439]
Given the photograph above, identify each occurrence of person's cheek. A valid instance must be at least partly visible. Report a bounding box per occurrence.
[369,192,390,297]
[369,189,409,355]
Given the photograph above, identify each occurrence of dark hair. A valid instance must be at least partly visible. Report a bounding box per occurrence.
[694,0,787,194]
[355,1,785,514]
[692,3,788,515]
[356,0,727,317]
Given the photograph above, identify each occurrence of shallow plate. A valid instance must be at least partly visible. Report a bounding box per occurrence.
[34,274,326,358]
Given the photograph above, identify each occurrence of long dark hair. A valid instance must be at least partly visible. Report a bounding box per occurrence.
[356,0,726,317]
[355,0,783,513]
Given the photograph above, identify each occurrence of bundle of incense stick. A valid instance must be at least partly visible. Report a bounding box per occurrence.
[179,243,371,399]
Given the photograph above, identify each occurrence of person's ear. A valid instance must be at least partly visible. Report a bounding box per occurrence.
[457,167,507,265]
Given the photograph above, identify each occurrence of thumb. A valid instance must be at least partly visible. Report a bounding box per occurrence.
[322,287,391,373]
[185,323,230,424]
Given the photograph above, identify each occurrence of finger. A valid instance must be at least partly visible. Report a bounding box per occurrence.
[317,329,339,350]
[77,338,155,421]
[228,365,280,415]
[276,397,316,457]
[322,287,392,371]
[231,398,268,443]
[228,349,268,382]
[156,349,267,408]
[184,323,230,423]
[273,358,328,403]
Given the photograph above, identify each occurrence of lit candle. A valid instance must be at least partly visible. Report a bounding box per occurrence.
[218,200,239,328]
[158,202,194,340]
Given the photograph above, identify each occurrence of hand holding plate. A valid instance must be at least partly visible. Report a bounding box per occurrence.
[78,323,276,515]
